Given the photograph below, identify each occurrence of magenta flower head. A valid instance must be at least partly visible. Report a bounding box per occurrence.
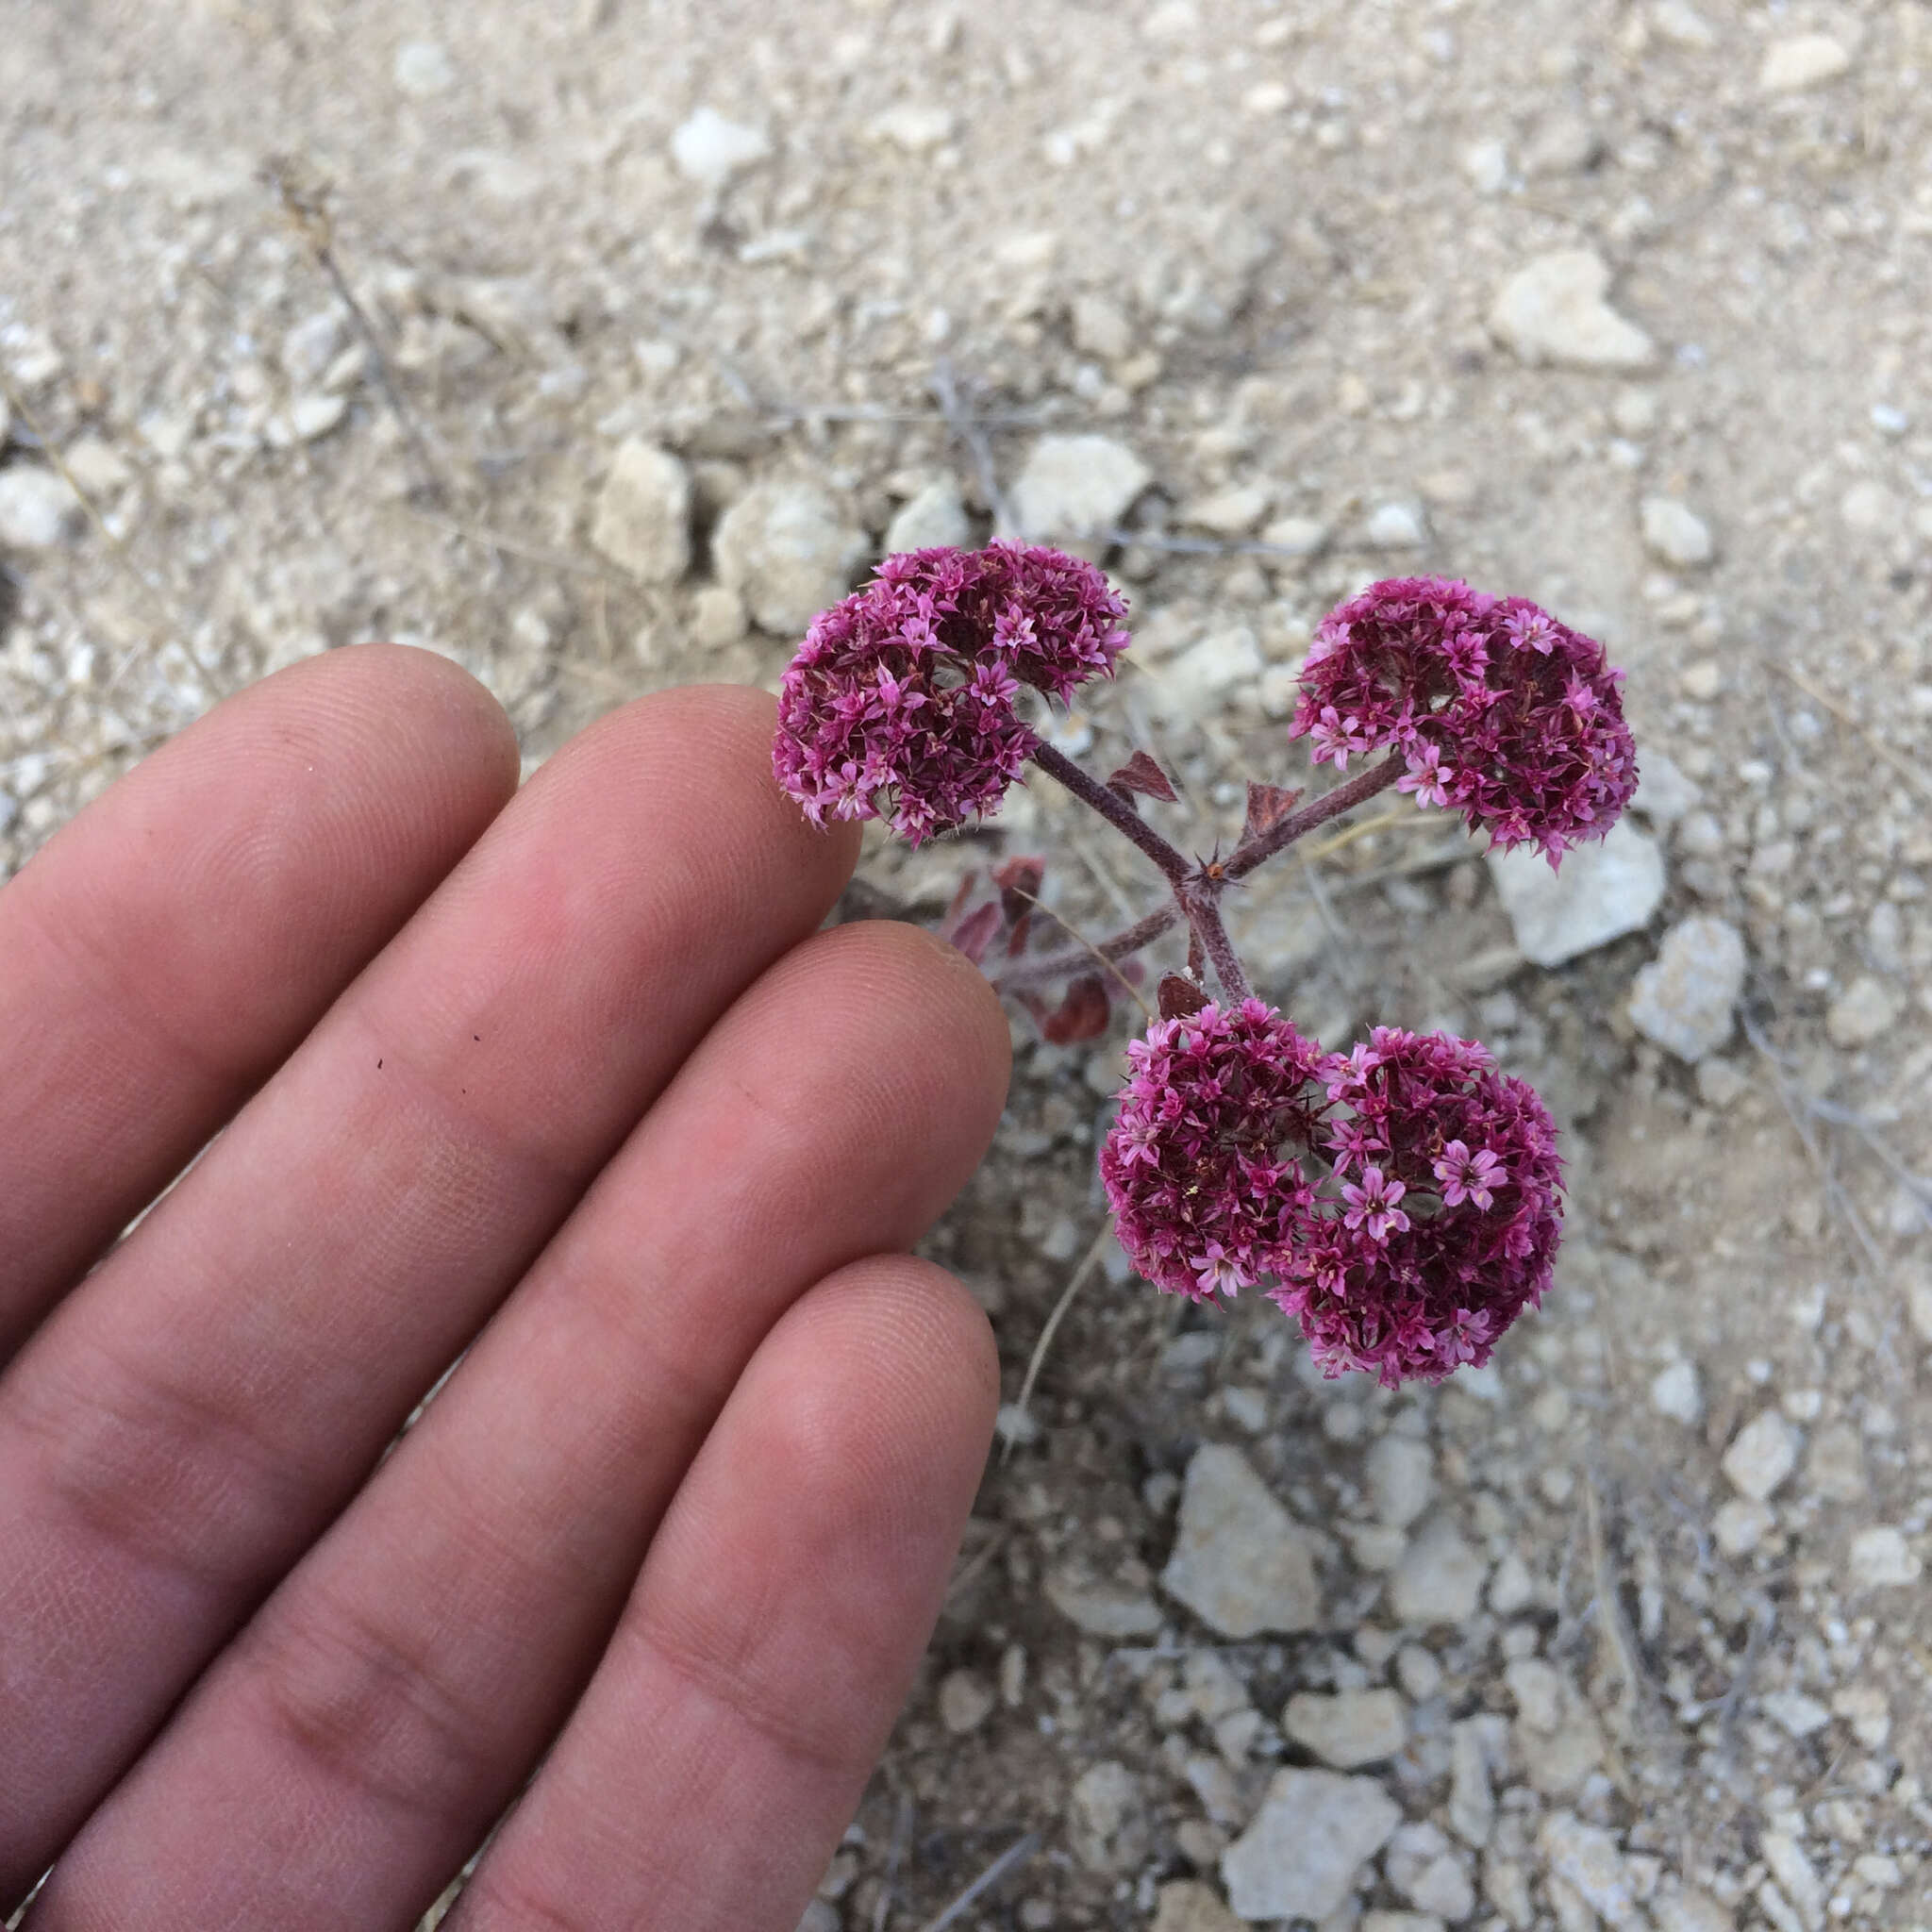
[1289,576,1637,864]
[1100,999,1329,1302]
[772,543,1129,845]
[1270,1027,1563,1386]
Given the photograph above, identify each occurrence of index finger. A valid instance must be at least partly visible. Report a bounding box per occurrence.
[0,644,520,1358]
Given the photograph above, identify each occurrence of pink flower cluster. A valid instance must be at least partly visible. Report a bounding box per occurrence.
[772,544,1129,845]
[1289,576,1637,863]
[1099,1000,1330,1301]
[1271,1026,1562,1385]
[1101,1007,1562,1384]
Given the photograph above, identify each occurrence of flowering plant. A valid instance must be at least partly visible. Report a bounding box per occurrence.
[773,547,1635,1384]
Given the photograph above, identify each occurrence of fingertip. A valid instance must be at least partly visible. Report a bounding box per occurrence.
[811,916,1014,1133]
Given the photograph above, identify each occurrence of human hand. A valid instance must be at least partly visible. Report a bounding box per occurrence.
[0,646,1009,1928]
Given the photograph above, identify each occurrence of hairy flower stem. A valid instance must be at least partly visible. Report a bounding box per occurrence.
[1183,890,1250,1001]
[1024,735,1193,888]
[995,756,1407,996]
[1224,753,1406,880]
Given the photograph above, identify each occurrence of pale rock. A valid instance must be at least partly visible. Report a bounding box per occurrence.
[1387,1823,1475,1921]
[1068,1760,1148,1874]
[1448,1718,1501,1846]
[1487,821,1665,968]
[1516,1679,1605,1797]
[671,107,772,189]
[884,476,970,554]
[796,1902,840,1932]
[1522,114,1602,178]
[1909,1269,1932,1344]
[1489,251,1657,373]
[60,439,133,495]
[1408,1858,1475,1922]
[1848,1525,1922,1588]
[290,392,347,442]
[0,466,83,550]
[1342,1523,1408,1573]
[1009,433,1151,542]
[1760,1690,1831,1739]
[1723,1410,1800,1500]
[393,41,456,97]
[1633,750,1701,826]
[1831,1684,1890,1749]
[1695,1058,1750,1108]
[1181,483,1273,536]
[1484,1857,1535,1930]
[1390,1520,1488,1627]
[1363,1915,1446,1932]
[1628,916,1746,1061]
[1712,1498,1774,1557]
[1072,292,1134,361]
[1282,1689,1407,1768]
[1394,1644,1441,1703]
[1650,1358,1703,1425]
[1184,1647,1251,1722]
[1759,1834,1824,1932]
[1759,34,1851,94]
[1651,1886,1736,1932]
[1162,1444,1322,1638]
[712,481,867,634]
[868,103,956,152]
[1541,1815,1638,1926]
[1463,140,1509,195]
[1141,0,1202,42]
[280,309,347,384]
[1640,495,1715,568]
[1366,1435,1435,1529]
[1840,480,1901,538]
[938,1668,996,1735]
[1158,625,1265,721]
[592,441,691,583]
[1486,1552,1535,1615]
[1651,3,1717,49]
[1044,1566,1164,1639]
[1504,1658,1564,1733]
[1153,1879,1246,1932]
[1825,974,1902,1048]
[690,585,748,648]
[1261,513,1330,558]
[1365,501,1427,549]
[1221,1770,1402,1922]
[1805,1422,1865,1502]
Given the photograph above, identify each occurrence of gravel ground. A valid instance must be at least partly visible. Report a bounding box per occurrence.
[4,2,1930,1928]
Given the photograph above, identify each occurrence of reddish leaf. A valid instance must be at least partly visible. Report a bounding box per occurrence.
[947,900,1004,966]
[992,856,1046,926]
[1106,748,1179,805]
[1242,780,1305,843]
[1158,974,1210,1021]
[1041,974,1111,1043]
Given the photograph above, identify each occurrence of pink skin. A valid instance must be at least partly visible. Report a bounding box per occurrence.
[0,656,1009,1929]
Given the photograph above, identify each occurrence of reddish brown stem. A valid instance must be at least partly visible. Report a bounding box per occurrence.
[1024,735,1192,888]
[1224,753,1406,880]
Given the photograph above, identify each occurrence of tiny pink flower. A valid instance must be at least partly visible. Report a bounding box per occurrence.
[1396,740,1455,811]
[1340,1166,1411,1242]
[1432,1141,1506,1209]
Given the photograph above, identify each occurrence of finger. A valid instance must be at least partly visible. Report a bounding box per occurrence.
[0,687,860,1892]
[456,1257,997,1932]
[0,643,518,1357]
[28,920,1007,1930]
